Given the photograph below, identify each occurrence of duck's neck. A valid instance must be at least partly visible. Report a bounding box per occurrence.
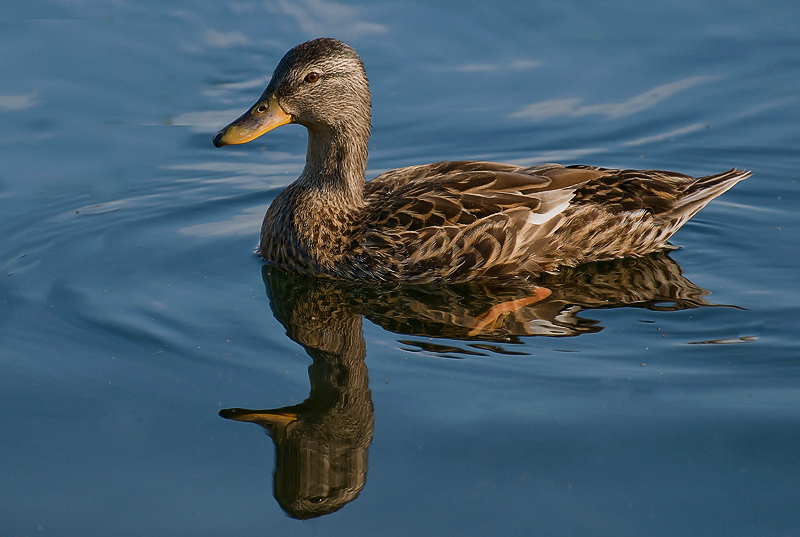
[260,121,371,273]
[299,123,370,208]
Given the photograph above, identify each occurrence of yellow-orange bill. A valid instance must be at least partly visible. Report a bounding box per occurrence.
[213,95,292,147]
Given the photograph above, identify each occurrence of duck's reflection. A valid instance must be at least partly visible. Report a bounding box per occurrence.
[220,273,374,519]
[220,252,719,518]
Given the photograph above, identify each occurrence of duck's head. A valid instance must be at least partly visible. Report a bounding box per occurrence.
[213,38,371,148]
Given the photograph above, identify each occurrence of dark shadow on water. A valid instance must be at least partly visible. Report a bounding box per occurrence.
[219,252,732,519]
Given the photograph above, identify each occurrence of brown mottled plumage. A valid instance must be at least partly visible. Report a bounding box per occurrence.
[213,38,750,283]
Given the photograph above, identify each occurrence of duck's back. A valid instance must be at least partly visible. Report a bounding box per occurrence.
[341,161,749,282]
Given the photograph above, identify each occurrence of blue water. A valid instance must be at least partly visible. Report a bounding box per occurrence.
[2,1,799,536]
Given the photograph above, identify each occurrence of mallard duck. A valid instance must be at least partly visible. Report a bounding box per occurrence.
[213,37,749,283]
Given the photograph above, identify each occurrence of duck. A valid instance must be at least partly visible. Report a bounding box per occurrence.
[213,37,749,283]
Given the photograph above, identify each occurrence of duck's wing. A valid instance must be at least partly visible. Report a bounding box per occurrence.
[357,161,605,280]
[355,162,748,281]
[364,161,604,227]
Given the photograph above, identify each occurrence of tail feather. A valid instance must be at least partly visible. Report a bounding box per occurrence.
[671,168,751,224]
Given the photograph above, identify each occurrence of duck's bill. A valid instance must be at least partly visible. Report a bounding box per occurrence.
[219,407,299,427]
[212,95,292,147]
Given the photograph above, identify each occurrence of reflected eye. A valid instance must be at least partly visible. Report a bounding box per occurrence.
[304,72,320,83]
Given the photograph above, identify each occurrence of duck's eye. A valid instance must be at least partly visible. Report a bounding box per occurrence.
[304,72,320,83]
[255,103,268,113]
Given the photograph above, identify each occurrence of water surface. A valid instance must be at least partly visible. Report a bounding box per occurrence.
[2,1,799,536]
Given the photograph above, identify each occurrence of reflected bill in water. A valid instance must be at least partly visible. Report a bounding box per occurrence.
[219,252,732,518]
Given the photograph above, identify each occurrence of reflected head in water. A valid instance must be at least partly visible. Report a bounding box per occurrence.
[219,401,371,519]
